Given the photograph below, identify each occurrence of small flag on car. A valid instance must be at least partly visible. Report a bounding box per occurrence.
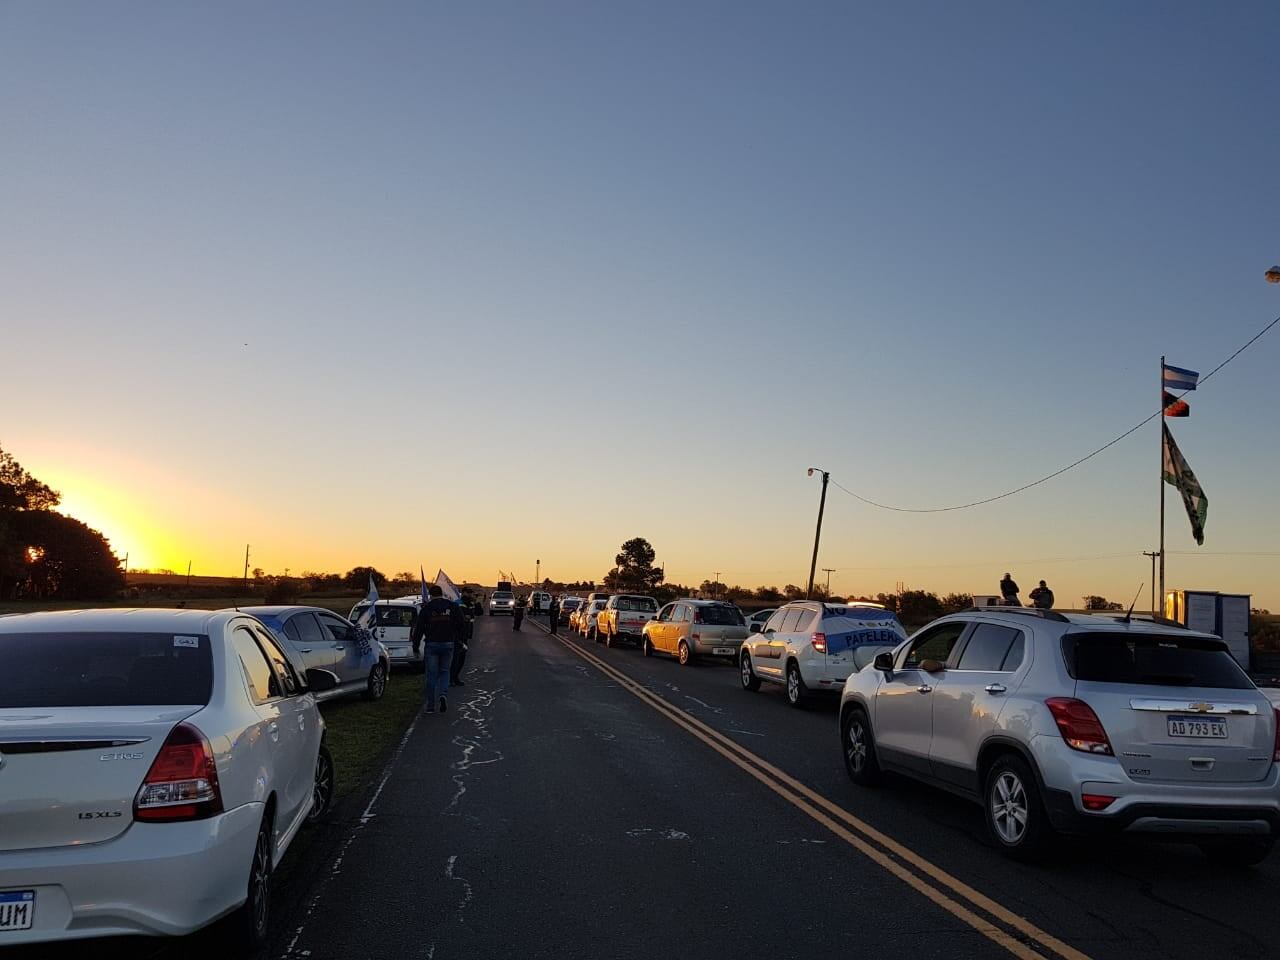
[353,574,377,657]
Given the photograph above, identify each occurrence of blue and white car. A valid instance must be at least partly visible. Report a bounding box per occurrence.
[740,601,908,706]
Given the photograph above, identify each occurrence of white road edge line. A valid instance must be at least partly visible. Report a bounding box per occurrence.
[280,711,422,958]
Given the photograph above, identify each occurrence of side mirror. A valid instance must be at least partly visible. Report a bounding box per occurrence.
[919,658,946,674]
[873,652,894,673]
[750,622,763,634]
[305,668,339,693]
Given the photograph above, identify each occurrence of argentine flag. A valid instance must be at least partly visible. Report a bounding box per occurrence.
[1162,364,1199,391]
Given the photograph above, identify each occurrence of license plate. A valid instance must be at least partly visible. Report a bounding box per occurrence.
[713,647,734,656]
[0,891,34,931]
[1167,715,1228,739]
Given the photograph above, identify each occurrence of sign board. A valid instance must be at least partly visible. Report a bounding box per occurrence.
[1184,591,1218,634]
[1218,594,1251,669]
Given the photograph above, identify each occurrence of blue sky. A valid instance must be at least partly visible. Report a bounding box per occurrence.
[2,2,1278,605]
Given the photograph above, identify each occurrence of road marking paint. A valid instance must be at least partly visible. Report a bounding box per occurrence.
[534,620,1092,960]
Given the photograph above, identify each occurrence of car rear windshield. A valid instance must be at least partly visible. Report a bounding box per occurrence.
[1063,632,1253,689]
[562,598,583,608]
[0,632,214,707]
[698,605,744,625]
[492,592,514,600]
[351,605,417,627]
[616,597,658,612]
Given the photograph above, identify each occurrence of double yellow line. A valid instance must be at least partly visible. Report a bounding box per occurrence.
[542,625,1092,960]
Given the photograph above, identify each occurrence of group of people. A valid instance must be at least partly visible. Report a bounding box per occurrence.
[409,585,472,714]
[999,573,1055,610]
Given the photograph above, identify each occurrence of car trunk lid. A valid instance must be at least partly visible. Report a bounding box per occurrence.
[0,706,192,851]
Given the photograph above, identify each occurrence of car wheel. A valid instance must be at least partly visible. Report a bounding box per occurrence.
[1198,837,1275,867]
[841,707,881,786]
[677,640,693,666]
[363,661,388,701]
[983,755,1052,861]
[306,744,335,826]
[225,814,272,951]
[740,652,761,691]
[642,635,653,657]
[785,661,807,706]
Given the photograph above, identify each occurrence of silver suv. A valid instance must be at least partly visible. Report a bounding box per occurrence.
[838,608,1280,864]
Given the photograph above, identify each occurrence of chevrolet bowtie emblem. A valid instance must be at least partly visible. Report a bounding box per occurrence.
[1188,702,1214,713]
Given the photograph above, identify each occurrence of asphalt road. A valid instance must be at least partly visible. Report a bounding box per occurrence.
[276,614,1278,960]
[15,613,1277,960]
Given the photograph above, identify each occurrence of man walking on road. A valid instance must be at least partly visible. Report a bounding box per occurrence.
[411,584,465,714]
[547,597,560,635]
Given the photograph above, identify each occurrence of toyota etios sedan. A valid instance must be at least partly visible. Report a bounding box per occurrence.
[839,608,1280,864]
[0,609,337,948]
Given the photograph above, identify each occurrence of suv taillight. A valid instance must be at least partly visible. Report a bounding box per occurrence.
[1045,698,1113,755]
[812,632,827,654]
[134,723,223,822]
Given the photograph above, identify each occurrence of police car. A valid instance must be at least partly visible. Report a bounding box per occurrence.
[739,601,908,706]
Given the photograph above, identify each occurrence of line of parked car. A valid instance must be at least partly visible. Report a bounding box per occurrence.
[0,593,453,950]
[563,592,1280,866]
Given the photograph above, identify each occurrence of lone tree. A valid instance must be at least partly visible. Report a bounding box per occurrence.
[343,566,388,590]
[603,537,664,594]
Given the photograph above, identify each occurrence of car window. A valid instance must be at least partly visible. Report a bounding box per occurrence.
[0,631,214,708]
[956,624,1023,671]
[657,604,673,622]
[1064,632,1253,689]
[1001,633,1025,671]
[282,617,304,645]
[699,604,745,626]
[617,596,658,612]
[318,613,355,642]
[291,612,329,648]
[794,609,817,633]
[233,626,280,702]
[901,622,967,669]
[763,608,789,633]
[253,626,301,696]
[779,608,805,633]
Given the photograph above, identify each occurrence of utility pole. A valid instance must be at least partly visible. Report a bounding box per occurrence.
[122,552,129,579]
[1142,551,1159,613]
[536,558,541,584]
[186,560,192,592]
[822,568,835,596]
[243,544,250,589]
[713,572,722,599]
[1158,356,1166,614]
[806,468,830,599]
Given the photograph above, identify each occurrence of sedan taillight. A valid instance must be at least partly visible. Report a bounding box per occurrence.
[134,723,223,822]
[1045,698,1113,756]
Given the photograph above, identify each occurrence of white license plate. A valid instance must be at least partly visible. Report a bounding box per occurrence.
[713,647,734,656]
[1167,716,1228,739]
[0,891,34,931]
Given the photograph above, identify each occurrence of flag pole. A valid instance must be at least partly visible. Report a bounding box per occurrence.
[1158,355,1166,613]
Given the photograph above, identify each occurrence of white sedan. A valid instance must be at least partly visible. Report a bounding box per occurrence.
[0,608,336,949]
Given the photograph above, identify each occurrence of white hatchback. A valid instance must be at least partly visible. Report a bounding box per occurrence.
[348,598,422,669]
[0,608,335,949]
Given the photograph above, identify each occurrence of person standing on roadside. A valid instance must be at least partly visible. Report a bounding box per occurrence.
[1029,580,1055,610]
[513,596,525,631]
[411,584,465,714]
[547,597,560,635]
[999,572,1021,606]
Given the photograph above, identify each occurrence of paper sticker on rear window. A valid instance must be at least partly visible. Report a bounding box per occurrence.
[174,635,200,648]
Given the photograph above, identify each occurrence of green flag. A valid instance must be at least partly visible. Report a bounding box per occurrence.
[1162,424,1207,545]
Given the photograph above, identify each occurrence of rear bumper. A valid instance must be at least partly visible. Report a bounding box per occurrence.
[692,638,744,657]
[1030,734,1280,837]
[0,802,263,944]
[384,641,423,664]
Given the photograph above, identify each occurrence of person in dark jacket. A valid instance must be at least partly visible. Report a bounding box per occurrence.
[999,573,1021,606]
[411,585,465,713]
[547,598,560,635]
[450,602,473,687]
[513,596,525,631]
[1029,580,1055,610]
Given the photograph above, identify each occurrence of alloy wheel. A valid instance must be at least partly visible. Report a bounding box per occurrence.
[991,771,1028,845]
[846,718,868,774]
[786,667,800,703]
[740,656,751,686]
[308,749,334,824]
[249,826,271,937]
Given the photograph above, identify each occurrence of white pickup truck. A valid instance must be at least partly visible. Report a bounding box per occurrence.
[596,594,659,647]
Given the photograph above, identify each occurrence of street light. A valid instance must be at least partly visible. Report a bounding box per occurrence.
[1266,265,1280,284]
[805,467,830,599]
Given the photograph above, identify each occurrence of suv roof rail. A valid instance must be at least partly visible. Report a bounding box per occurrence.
[962,606,1070,623]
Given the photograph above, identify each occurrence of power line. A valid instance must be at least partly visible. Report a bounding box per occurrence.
[829,312,1280,514]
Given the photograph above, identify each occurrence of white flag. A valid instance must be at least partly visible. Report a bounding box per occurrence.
[434,569,461,602]
[353,574,378,659]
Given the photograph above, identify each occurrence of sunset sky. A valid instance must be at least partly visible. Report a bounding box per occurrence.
[3,2,1278,606]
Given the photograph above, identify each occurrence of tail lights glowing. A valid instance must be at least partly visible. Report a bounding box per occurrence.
[812,633,827,654]
[134,723,222,822]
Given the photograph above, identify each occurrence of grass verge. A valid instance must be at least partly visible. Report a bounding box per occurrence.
[320,667,423,798]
